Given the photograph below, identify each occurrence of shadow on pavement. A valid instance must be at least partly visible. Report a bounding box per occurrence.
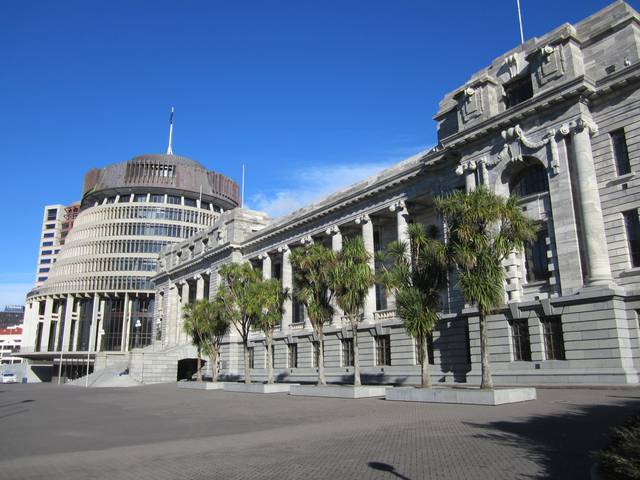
[466,396,640,479]
[368,461,412,480]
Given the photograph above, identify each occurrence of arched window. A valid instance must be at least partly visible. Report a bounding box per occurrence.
[509,162,549,197]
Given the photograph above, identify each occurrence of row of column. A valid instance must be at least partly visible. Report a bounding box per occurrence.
[256,201,410,328]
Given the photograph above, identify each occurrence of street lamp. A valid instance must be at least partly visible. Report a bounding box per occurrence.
[134,319,142,349]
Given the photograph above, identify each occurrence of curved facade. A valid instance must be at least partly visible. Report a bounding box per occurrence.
[23,153,239,370]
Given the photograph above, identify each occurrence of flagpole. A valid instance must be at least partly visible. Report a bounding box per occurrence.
[166,107,174,155]
[516,0,525,44]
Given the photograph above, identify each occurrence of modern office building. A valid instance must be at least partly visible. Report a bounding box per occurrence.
[34,203,80,286]
[20,151,240,380]
[0,305,24,329]
[0,327,23,365]
[130,1,640,386]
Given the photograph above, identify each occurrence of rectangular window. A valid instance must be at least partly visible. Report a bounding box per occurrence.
[38,268,50,273]
[611,129,631,176]
[134,194,147,202]
[43,232,54,238]
[42,241,53,247]
[45,223,55,229]
[40,258,51,264]
[201,201,210,210]
[542,316,566,360]
[37,276,48,282]
[376,335,391,366]
[150,194,164,203]
[46,209,57,221]
[292,300,304,324]
[248,347,254,369]
[42,249,52,255]
[167,195,181,205]
[511,319,532,361]
[624,209,640,267]
[288,344,298,368]
[184,197,197,207]
[525,226,550,282]
[504,74,534,108]
[341,338,354,367]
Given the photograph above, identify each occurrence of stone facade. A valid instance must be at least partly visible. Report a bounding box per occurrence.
[144,2,640,386]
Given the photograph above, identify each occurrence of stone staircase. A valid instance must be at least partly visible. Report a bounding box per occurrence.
[66,360,140,388]
[128,342,197,384]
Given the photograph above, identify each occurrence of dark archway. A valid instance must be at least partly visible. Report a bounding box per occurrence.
[177,358,202,381]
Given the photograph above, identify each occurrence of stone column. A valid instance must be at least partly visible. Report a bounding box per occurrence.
[121,293,130,352]
[279,245,292,329]
[196,275,205,300]
[89,294,100,353]
[326,226,343,323]
[356,214,376,320]
[168,284,179,347]
[260,253,272,280]
[60,295,74,352]
[571,117,613,286]
[180,282,190,344]
[42,297,54,352]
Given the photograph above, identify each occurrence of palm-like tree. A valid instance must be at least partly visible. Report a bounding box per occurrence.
[378,223,448,388]
[218,262,261,384]
[331,236,375,386]
[197,299,230,383]
[436,187,536,389]
[290,244,337,385]
[182,301,206,382]
[251,278,289,384]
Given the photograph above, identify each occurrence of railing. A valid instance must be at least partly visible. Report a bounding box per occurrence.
[373,309,396,322]
[290,322,305,330]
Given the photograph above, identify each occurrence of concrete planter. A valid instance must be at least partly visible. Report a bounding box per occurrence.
[289,385,389,399]
[385,387,536,405]
[178,381,225,390]
[223,383,297,394]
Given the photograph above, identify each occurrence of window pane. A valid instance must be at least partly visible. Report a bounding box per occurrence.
[611,129,631,176]
[543,316,565,360]
[525,226,550,282]
[511,320,532,361]
[623,209,640,267]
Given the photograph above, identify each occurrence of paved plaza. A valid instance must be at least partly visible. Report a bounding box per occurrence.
[0,384,639,479]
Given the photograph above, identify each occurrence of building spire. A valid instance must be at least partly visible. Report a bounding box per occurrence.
[166,107,175,155]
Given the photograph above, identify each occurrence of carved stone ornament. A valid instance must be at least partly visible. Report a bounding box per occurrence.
[325,225,340,236]
[389,200,407,213]
[505,54,519,79]
[355,213,370,225]
[300,234,314,245]
[277,245,290,254]
[497,124,561,175]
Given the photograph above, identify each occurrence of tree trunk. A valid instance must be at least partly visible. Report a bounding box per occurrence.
[208,349,218,382]
[266,332,274,384]
[196,348,202,382]
[243,341,251,384]
[317,329,326,386]
[479,312,493,389]
[421,337,431,388]
[352,318,361,386]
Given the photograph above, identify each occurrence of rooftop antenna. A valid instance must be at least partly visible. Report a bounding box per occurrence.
[241,164,245,208]
[516,0,525,44]
[166,107,175,155]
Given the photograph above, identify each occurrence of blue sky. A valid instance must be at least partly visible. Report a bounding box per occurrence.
[0,0,631,308]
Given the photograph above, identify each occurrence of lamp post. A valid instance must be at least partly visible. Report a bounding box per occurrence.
[134,319,142,349]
